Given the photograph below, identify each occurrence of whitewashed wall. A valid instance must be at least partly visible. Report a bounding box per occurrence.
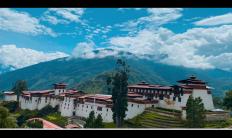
[4,95,17,102]
[75,102,113,122]
[192,89,214,110]
[60,97,75,117]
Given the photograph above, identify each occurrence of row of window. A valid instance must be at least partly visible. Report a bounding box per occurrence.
[76,104,109,112]
[129,88,172,94]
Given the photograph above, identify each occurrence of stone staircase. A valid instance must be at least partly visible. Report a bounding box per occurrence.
[126,107,185,128]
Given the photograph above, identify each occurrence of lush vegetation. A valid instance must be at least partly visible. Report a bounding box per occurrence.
[223,90,232,110]
[125,108,184,128]
[84,111,104,128]
[186,95,206,128]
[25,120,43,128]
[1,101,18,113]
[107,59,129,127]
[17,109,39,127]
[44,113,68,127]
[37,105,59,117]
[205,118,232,128]
[16,105,68,128]
[0,106,18,128]
[213,96,224,109]
[0,56,232,97]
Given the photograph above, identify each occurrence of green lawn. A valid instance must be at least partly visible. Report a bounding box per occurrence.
[205,118,232,128]
[43,113,68,127]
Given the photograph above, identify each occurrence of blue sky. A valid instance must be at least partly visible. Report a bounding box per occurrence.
[0,8,232,71]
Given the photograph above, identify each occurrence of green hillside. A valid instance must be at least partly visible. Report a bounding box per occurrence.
[0,56,231,97]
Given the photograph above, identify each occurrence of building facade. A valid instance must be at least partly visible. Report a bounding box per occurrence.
[19,76,215,122]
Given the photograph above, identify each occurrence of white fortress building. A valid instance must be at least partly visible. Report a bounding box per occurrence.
[15,76,215,122]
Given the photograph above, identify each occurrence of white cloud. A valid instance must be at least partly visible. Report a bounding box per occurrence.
[42,8,85,24]
[72,42,96,58]
[117,8,183,31]
[0,45,69,69]
[0,8,56,36]
[72,42,121,59]
[207,53,232,71]
[108,25,232,70]
[195,13,232,26]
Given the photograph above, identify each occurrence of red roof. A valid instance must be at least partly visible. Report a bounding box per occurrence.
[28,118,62,129]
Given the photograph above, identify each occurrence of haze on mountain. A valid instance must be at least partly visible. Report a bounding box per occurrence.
[0,50,231,97]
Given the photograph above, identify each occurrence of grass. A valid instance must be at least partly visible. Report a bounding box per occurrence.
[204,118,232,128]
[43,113,68,127]
[103,122,116,128]
[124,108,184,128]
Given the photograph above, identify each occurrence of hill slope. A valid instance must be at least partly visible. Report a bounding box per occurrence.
[0,56,231,97]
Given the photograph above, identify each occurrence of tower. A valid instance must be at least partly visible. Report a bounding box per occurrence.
[53,83,67,95]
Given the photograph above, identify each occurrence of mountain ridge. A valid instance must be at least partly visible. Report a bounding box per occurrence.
[0,56,231,97]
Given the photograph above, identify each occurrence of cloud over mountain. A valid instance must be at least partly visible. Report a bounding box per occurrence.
[0,45,69,70]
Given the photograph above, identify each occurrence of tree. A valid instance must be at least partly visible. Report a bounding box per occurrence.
[84,111,104,128]
[186,95,206,128]
[84,111,95,128]
[107,59,129,127]
[38,105,57,117]
[12,80,28,106]
[95,114,104,128]
[223,90,232,110]
[17,109,39,127]
[2,101,18,113]
[213,97,223,109]
[0,106,17,128]
[26,120,43,128]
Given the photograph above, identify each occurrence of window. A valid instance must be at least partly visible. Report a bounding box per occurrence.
[178,97,181,102]
[131,104,134,107]
[91,106,93,109]
[138,105,139,108]
[107,109,108,112]
[87,105,88,108]
[97,106,102,111]
[173,96,176,101]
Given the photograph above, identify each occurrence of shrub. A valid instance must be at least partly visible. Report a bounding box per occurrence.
[38,105,57,117]
[17,109,39,127]
[26,120,43,128]
[44,113,68,127]
[2,101,18,113]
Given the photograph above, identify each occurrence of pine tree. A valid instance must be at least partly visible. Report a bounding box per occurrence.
[223,90,232,110]
[12,80,28,107]
[107,59,129,127]
[186,95,206,128]
[84,111,95,128]
[94,114,104,128]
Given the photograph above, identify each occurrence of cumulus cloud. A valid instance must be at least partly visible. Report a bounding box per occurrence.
[108,25,232,70]
[117,8,183,31]
[194,13,232,26]
[0,8,56,36]
[0,45,69,69]
[72,41,124,59]
[42,8,85,24]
